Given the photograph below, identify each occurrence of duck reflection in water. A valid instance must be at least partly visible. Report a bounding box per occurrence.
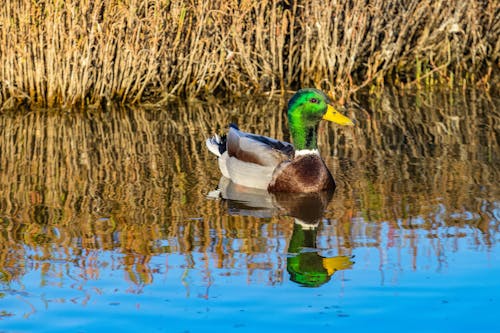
[210,178,354,287]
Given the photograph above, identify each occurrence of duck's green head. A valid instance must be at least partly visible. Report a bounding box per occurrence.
[287,88,353,150]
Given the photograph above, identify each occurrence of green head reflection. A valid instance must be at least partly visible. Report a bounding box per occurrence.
[287,221,353,288]
[215,178,354,287]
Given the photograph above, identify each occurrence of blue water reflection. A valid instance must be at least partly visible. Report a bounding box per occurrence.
[2,202,499,332]
[1,89,499,332]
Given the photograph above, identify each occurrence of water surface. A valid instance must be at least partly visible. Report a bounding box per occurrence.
[0,88,499,332]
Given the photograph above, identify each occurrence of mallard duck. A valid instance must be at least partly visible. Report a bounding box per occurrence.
[206,88,353,193]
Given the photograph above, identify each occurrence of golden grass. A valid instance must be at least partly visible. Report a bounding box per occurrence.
[0,89,498,284]
[0,0,498,108]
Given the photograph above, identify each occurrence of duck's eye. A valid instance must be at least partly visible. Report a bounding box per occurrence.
[310,98,319,104]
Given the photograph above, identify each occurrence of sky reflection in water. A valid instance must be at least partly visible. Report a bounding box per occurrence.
[0,89,499,332]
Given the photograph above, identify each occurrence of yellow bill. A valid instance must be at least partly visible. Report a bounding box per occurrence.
[322,256,353,275]
[323,104,354,126]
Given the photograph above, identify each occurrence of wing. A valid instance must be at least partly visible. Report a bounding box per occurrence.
[226,125,295,167]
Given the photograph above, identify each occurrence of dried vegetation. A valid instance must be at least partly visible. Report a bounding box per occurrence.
[0,0,498,108]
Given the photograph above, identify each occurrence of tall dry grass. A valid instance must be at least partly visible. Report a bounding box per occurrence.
[0,0,498,108]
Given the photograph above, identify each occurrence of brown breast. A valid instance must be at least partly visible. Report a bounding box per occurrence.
[267,154,335,193]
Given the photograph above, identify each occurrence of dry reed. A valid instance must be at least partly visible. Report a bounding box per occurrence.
[0,0,498,109]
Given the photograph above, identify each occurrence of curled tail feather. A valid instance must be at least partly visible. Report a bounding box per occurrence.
[206,133,227,157]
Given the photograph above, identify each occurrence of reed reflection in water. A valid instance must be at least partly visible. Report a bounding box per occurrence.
[0,88,498,330]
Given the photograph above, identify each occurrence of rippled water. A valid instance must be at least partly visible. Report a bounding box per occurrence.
[0,88,499,332]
